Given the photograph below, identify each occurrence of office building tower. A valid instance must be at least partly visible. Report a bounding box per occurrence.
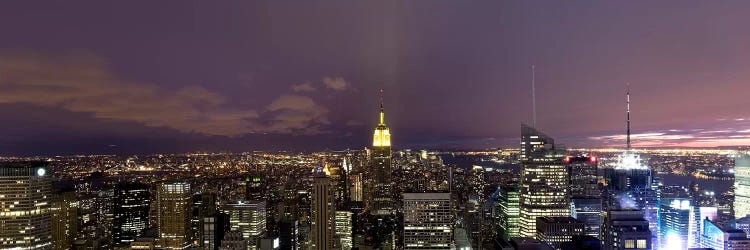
[535,216,584,250]
[519,125,570,238]
[311,169,336,250]
[335,211,353,250]
[606,87,659,237]
[691,207,718,248]
[0,161,52,250]
[658,198,692,250]
[566,155,599,198]
[51,190,78,250]
[402,192,452,250]
[570,197,602,238]
[202,212,229,250]
[702,219,750,250]
[156,182,191,249]
[349,174,363,202]
[497,185,521,240]
[601,209,651,250]
[735,153,750,219]
[224,200,266,250]
[278,220,298,250]
[192,193,218,248]
[246,176,265,201]
[372,90,393,215]
[113,182,151,247]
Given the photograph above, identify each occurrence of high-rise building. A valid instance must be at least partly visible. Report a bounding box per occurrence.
[519,124,570,238]
[535,216,585,250]
[349,174,363,202]
[601,209,651,250]
[566,156,599,198]
[202,212,228,250]
[658,198,692,250]
[335,211,353,250]
[224,200,267,250]
[310,168,336,250]
[570,197,602,238]
[605,86,660,237]
[372,90,393,215]
[497,185,520,240]
[113,182,150,247]
[735,153,750,219]
[51,190,78,250]
[156,182,191,249]
[0,161,53,250]
[701,219,750,250]
[192,193,217,248]
[402,192,452,250]
[691,206,718,248]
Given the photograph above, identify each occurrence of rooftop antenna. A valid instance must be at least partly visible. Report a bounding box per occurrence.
[379,89,385,125]
[531,65,536,128]
[626,83,631,150]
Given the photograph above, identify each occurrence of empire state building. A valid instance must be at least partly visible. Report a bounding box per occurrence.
[372,90,393,215]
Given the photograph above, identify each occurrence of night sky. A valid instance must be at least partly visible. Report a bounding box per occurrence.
[2,1,750,156]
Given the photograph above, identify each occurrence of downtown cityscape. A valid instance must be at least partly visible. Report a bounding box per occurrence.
[2,1,750,250]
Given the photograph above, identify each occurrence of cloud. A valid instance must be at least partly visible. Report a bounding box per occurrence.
[322,76,350,91]
[291,82,316,92]
[252,95,330,135]
[0,52,333,136]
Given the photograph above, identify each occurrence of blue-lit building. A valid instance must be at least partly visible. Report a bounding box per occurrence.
[701,219,750,250]
[658,198,692,250]
[571,197,602,238]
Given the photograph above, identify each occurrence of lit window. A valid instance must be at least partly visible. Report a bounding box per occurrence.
[637,239,647,248]
[625,239,635,249]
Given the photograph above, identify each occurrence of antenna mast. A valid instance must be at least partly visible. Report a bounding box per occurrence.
[626,83,631,150]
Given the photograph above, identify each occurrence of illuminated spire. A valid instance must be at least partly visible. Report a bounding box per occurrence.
[379,89,385,125]
[626,83,631,150]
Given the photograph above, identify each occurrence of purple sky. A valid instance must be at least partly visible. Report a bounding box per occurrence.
[1,1,750,155]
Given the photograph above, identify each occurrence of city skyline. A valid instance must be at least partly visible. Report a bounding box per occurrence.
[2,1,750,156]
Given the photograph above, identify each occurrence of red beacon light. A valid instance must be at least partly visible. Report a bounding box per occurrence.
[590,156,598,163]
[564,156,571,163]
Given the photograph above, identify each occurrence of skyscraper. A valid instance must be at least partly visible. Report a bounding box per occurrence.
[402,193,452,250]
[156,182,191,249]
[0,161,52,250]
[192,193,217,248]
[372,90,393,215]
[734,153,750,219]
[518,124,570,238]
[224,200,267,250]
[701,219,750,250]
[535,216,585,250]
[335,210,353,250]
[51,190,78,250]
[657,198,692,250]
[311,168,336,250]
[606,87,659,237]
[601,209,651,250]
[566,156,599,198]
[113,182,150,247]
[497,185,521,240]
